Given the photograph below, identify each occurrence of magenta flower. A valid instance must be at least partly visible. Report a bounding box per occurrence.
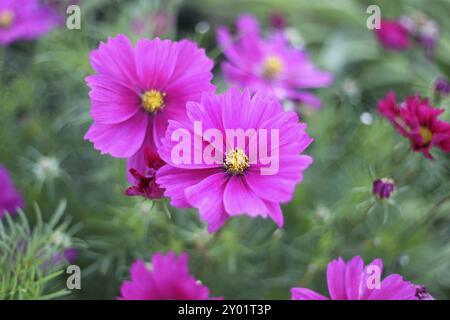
[378,91,450,159]
[156,88,313,232]
[374,19,412,51]
[291,256,433,300]
[0,0,61,46]
[217,14,332,109]
[120,251,220,300]
[126,148,165,199]
[84,35,215,168]
[0,164,24,218]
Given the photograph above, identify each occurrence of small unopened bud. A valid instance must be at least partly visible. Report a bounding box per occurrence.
[373,178,395,199]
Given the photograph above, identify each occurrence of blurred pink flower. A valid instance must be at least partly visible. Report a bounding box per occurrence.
[217,14,332,109]
[0,0,61,46]
[120,251,221,300]
[374,19,412,51]
[291,256,433,300]
[84,35,215,167]
[0,164,24,218]
[378,91,450,159]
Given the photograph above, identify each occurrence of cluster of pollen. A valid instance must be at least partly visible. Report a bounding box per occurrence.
[224,148,249,175]
[262,55,283,79]
[141,90,165,113]
[419,126,433,145]
[0,10,14,29]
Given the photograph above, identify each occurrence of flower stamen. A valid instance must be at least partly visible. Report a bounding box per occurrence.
[224,148,249,175]
[262,55,283,79]
[141,90,165,113]
[419,126,433,146]
[0,10,14,29]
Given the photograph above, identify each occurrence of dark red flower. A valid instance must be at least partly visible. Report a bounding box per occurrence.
[378,91,450,159]
[126,149,165,199]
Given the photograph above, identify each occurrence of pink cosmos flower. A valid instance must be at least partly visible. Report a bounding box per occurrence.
[374,19,412,51]
[0,0,61,46]
[0,164,24,218]
[156,88,313,232]
[378,91,450,159]
[291,256,434,300]
[84,35,215,171]
[217,14,332,109]
[126,148,165,199]
[120,251,220,300]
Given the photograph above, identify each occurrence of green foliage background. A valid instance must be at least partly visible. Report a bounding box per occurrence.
[0,0,449,299]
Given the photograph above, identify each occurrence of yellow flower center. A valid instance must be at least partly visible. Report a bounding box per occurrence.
[224,148,249,175]
[419,126,433,145]
[0,10,14,29]
[141,90,165,113]
[262,55,283,79]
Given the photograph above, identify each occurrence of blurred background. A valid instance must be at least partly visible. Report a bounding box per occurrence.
[0,0,449,299]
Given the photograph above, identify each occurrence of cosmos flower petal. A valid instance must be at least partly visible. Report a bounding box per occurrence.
[86,74,141,124]
[135,38,180,90]
[185,173,230,232]
[90,34,138,85]
[185,173,228,211]
[223,176,269,218]
[84,110,148,158]
[326,257,348,300]
[344,256,364,300]
[264,201,283,228]
[358,258,384,299]
[291,288,328,300]
[367,274,417,300]
[156,166,222,208]
[169,40,214,82]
